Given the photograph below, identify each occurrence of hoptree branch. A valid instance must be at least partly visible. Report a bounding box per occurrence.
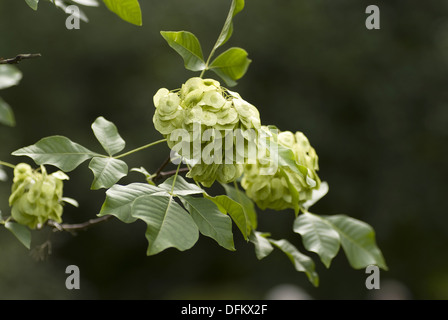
[0,53,42,64]
[48,215,113,233]
[154,167,189,182]
[153,156,171,179]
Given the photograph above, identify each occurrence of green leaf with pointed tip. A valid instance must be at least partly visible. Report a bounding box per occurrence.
[53,0,89,23]
[25,0,39,10]
[89,157,128,190]
[301,182,329,210]
[132,194,199,255]
[206,194,249,241]
[159,175,204,196]
[71,0,99,7]
[323,214,388,270]
[103,0,142,25]
[91,117,126,156]
[209,47,251,87]
[0,97,15,127]
[5,222,31,249]
[12,136,99,172]
[294,212,341,268]
[214,0,245,49]
[98,182,166,223]
[269,239,319,287]
[0,65,22,90]
[131,166,155,185]
[0,167,7,182]
[222,183,257,232]
[180,195,235,251]
[249,231,274,260]
[160,31,206,72]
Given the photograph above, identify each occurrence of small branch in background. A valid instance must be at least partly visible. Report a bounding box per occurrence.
[153,156,172,179]
[0,53,42,65]
[155,167,189,181]
[48,215,113,234]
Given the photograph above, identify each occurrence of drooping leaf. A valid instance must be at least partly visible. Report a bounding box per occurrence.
[209,47,251,87]
[71,0,99,7]
[293,212,341,268]
[323,214,388,270]
[159,175,204,196]
[98,183,166,223]
[12,136,100,172]
[180,195,235,251]
[0,166,7,182]
[25,0,39,10]
[91,116,126,156]
[0,65,22,90]
[103,0,142,25]
[222,183,257,232]
[89,157,128,190]
[249,231,274,260]
[0,97,15,127]
[5,222,31,249]
[269,239,319,287]
[132,194,199,255]
[214,0,245,50]
[206,194,249,241]
[62,197,79,207]
[160,31,206,72]
[53,0,89,23]
[130,166,155,185]
[301,182,329,210]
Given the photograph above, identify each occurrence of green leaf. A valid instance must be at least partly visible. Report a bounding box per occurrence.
[53,0,89,23]
[103,0,142,26]
[160,31,206,72]
[131,166,155,185]
[71,0,100,7]
[62,197,79,207]
[158,175,204,196]
[323,215,388,270]
[293,212,341,268]
[5,222,31,249]
[98,182,166,223]
[132,195,199,255]
[222,183,257,232]
[206,194,249,240]
[301,182,329,210]
[249,231,274,260]
[0,65,23,90]
[180,195,235,251]
[0,97,15,127]
[209,47,251,87]
[12,136,99,172]
[89,157,128,190]
[269,239,319,287]
[214,0,245,50]
[91,116,126,156]
[0,166,7,182]
[25,0,39,10]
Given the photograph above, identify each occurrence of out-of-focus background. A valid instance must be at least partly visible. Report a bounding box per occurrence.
[1,0,447,299]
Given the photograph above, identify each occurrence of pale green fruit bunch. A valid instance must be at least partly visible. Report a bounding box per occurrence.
[153,77,262,187]
[241,128,321,211]
[9,163,70,229]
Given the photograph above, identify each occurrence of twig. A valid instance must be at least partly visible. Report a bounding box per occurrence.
[0,53,42,65]
[48,215,113,233]
[158,167,189,178]
[153,156,171,179]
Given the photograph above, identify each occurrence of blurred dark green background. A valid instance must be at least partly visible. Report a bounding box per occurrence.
[1,0,448,299]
